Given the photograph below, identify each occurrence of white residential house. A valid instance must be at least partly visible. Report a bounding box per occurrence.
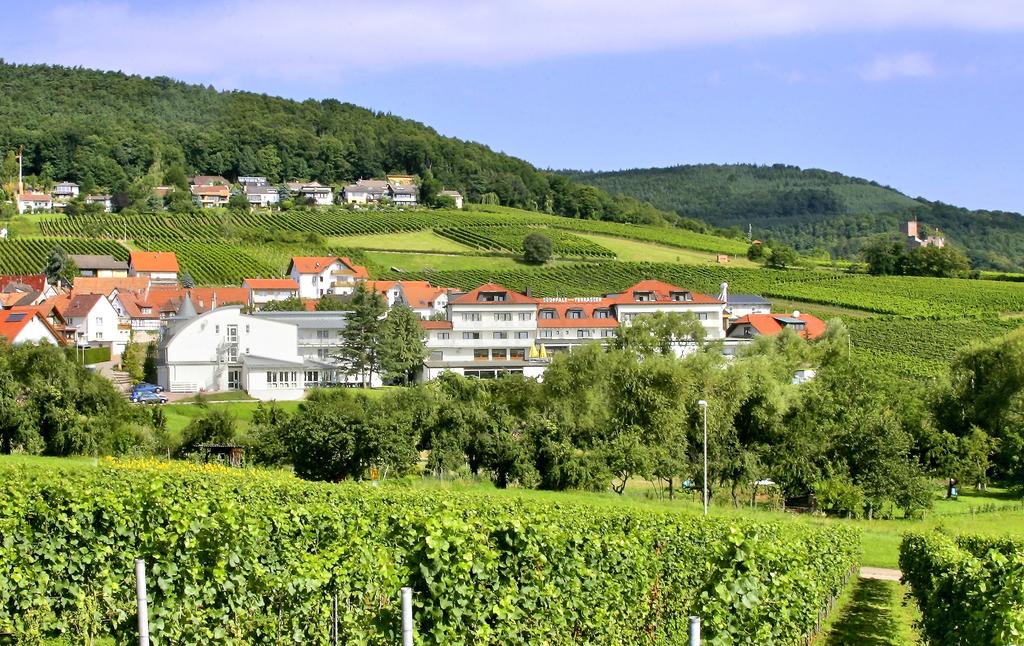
[440,190,464,209]
[342,179,389,204]
[63,293,129,354]
[368,280,450,319]
[238,176,267,186]
[244,278,300,306]
[158,306,376,399]
[84,194,113,212]
[286,182,333,206]
[129,251,179,286]
[52,182,80,200]
[0,308,63,346]
[244,184,279,208]
[388,183,418,207]
[288,256,368,299]
[16,193,52,214]
[422,283,546,381]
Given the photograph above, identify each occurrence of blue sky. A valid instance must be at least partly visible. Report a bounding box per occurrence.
[3,1,1023,212]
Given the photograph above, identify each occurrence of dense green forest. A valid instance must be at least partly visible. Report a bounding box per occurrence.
[0,61,677,227]
[564,164,1024,272]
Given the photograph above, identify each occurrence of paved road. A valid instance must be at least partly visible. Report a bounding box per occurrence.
[859,567,902,581]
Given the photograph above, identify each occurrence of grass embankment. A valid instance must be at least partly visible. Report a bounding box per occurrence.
[364,250,590,272]
[327,231,472,252]
[574,232,758,267]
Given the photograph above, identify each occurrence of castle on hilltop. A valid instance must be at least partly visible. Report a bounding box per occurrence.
[900,220,945,249]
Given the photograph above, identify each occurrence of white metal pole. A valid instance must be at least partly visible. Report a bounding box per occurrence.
[135,559,150,646]
[401,587,413,646]
[689,615,701,645]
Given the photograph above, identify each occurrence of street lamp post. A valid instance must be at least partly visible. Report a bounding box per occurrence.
[698,400,708,516]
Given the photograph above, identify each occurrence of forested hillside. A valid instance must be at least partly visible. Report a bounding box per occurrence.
[564,164,1024,272]
[0,61,672,226]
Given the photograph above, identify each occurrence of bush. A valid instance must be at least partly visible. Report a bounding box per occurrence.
[0,460,860,644]
[522,231,553,264]
[901,531,1024,645]
[81,346,111,364]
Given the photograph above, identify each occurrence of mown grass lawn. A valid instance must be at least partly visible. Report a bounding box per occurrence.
[574,232,759,267]
[363,250,590,272]
[327,231,472,252]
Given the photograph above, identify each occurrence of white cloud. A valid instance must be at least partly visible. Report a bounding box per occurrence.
[860,52,937,81]
[7,1,1024,85]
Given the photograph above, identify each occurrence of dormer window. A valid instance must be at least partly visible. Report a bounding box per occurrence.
[593,308,610,318]
[566,309,583,319]
[670,291,693,302]
[540,309,557,320]
[634,291,655,302]
[478,291,508,302]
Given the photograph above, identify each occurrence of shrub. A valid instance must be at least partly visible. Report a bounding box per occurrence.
[522,231,553,264]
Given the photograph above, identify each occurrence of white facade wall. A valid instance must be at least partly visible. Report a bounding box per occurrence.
[130,269,178,285]
[291,260,359,299]
[9,316,61,345]
[67,297,128,353]
[614,302,726,340]
[427,302,537,364]
[17,198,52,214]
[250,288,298,305]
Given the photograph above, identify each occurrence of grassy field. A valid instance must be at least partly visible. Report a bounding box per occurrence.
[328,231,472,252]
[364,250,591,273]
[574,232,759,267]
[817,578,921,645]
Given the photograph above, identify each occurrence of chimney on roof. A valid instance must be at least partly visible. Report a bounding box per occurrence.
[525,286,532,297]
[211,292,218,310]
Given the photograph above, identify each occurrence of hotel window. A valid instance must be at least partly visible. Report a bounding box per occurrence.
[492,349,509,360]
[518,312,532,321]
[634,291,655,302]
[227,346,238,362]
[593,309,610,318]
[510,348,526,361]
[697,312,710,321]
[430,350,443,360]
[438,332,450,340]
[304,371,320,385]
[540,330,554,338]
[493,331,507,339]
[515,331,529,340]
[317,348,330,359]
[474,349,489,361]
[461,312,482,322]
[227,325,238,343]
[671,291,693,302]
[540,309,556,320]
[494,313,512,321]
[463,332,481,340]
[601,329,614,338]
[317,329,330,339]
[577,329,593,338]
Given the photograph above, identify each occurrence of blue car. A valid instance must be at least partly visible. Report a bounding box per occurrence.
[132,391,167,405]
[130,382,163,399]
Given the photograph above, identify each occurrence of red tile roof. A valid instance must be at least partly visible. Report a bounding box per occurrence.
[0,274,47,292]
[289,256,341,274]
[451,283,537,305]
[419,319,453,330]
[130,251,180,273]
[729,313,827,340]
[16,193,51,202]
[605,280,722,305]
[5,306,65,345]
[190,185,230,197]
[0,308,53,344]
[398,281,447,309]
[340,257,369,279]
[243,278,299,290]
[73,276,152,295]
[63,293,104,319]
[537,299,619,328]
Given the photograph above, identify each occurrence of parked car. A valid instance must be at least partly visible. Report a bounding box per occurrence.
[132,391,167,405]
[130,382,163,400]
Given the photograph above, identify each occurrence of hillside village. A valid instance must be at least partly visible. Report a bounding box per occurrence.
[0,248,822,400]
[8,143,464,215]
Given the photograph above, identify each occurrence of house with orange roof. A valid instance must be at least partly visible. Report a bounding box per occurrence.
[536,297,619,354]
[129,251,179,286]
[287,256,368,299]
[423,283,545,381]
[605,280,726,341]
[726,311,827,341]
[16,192,52,214]
[190,184,231,208]
[0,307,64,346]
[243,278,299,306]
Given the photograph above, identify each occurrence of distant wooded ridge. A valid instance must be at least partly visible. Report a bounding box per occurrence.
[562,164,1024,273]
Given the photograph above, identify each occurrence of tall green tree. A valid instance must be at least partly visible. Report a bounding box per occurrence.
[418,168,441,207]
[379,305,428,385]
[522,232,553,264]
[334,283,387,386]
[44,245,70,285]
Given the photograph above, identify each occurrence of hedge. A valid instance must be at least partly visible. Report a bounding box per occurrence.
[900,531,1024,645]
[81,346,111,364]
[0,460,859,645]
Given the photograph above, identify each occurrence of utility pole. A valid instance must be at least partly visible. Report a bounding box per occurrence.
[16,145,24,196]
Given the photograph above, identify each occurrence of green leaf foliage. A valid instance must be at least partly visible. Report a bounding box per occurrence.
[0,459,860,644]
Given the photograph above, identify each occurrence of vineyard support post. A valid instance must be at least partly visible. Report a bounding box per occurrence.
[402,587,413,646]
[135,559,150,646]
[689,616,700,645]
[331,594,338,646]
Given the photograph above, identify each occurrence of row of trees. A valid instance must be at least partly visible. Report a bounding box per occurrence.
[0,62,680,228]
[861,237,972,278]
